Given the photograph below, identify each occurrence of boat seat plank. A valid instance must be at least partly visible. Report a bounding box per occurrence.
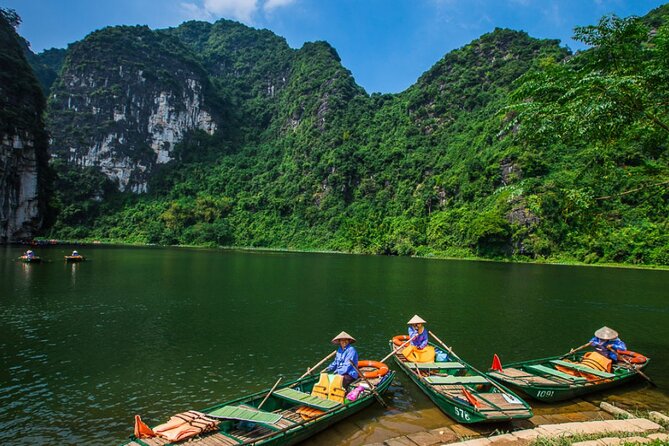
[414,361,465,370]
[135,438,170,446]
[210,434,243,445]
[475,392,527,411]
[527,364,587,382]
[550,360,616,378]
[425,375,488,385]
[273,387,340,410]
[189,435,234,446]
[207,405,283,425]
[488,368,567,386]
[278,409,305,423]
[201,433,242,445]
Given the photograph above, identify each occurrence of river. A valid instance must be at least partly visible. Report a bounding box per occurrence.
[1,245,667,445]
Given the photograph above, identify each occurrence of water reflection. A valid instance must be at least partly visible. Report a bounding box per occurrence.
[20,262,32,279]
[68,262,78,286]
[0,246,666,446]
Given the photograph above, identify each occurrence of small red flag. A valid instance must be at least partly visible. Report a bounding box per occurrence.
[134,415,155,439]
[491,353,503,372]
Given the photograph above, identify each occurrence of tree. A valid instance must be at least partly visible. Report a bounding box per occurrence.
[509,15,669,144]
[0,8,21,29]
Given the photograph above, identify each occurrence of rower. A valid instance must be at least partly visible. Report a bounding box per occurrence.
[325,331,359,387]
[571,326,627,362]
[403,315,436,363]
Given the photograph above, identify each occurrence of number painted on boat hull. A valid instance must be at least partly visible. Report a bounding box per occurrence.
[536,390,554,398]
[454,406,471,421]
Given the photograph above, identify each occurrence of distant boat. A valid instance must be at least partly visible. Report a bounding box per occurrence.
[487,351,650,402]
[389,337,533,423]
[123,364,395,445]
[65,255,85,262]
[18,255,42,263]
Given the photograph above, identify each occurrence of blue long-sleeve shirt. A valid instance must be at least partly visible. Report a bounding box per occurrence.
[326,345,359,378]
[589,337,627,361]
[409,326,428,349]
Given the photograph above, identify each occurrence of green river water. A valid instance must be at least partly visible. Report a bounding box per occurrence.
[1,245,667,445]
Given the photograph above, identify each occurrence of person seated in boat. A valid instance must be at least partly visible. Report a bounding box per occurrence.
[25,250,35,259]
[402,315,436,363]
[325,331,359,387]
[72,250,79,256]
[571,326,627,362]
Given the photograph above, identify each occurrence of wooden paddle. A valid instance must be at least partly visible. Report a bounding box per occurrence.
[298,350,337,380]
[349,360,388,408]
[560,342,591,359]
[427,330,462,361]
[257,377,283,410]
[379,334,418,364]
[607,346,656,387]
[429,330,512,396]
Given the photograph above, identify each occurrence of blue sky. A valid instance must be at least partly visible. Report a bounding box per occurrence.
[4,0,667,93]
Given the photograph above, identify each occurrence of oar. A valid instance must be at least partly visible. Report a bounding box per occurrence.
[379,334,418,364]
[413,362,422,379]
[429,330,513,396]
[348,360,388,408]
[298,350,337,380]
[608,347,656,387]
[257,377,282,410]
[560,342,591,359]
[620,359,656,387]
[428,330,462,361]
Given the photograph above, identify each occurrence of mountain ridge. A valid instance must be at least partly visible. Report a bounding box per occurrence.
[10,5,669,265]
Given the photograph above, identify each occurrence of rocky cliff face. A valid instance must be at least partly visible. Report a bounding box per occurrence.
[167,20,294,142]
[0,12,48,242]
[47,26,219,192]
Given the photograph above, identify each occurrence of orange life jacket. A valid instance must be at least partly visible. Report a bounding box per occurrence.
[581,351,612,373]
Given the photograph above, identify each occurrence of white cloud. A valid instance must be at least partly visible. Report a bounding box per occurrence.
[264,0,296,12]
[180,0,296,23]
[205,0,258,22]
[180,2,213,20]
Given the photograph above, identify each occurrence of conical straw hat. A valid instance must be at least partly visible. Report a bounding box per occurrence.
[331,331,356,344]
[407,315,427,325]
[594,326,618,340]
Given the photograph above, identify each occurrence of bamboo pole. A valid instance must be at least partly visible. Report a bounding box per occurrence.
[348,360,388,408]
[379,334,417,364]
[428,330,511,396]
[298,350,337,380]
[257,377,282,410]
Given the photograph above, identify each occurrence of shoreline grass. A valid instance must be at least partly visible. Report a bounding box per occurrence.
[19,237,669,271]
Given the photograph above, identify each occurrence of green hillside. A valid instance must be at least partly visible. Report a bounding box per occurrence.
[39,6,669,266]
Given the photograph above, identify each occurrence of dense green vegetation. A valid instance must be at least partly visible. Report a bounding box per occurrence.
[0,9,47,139]
[37,5,669,265]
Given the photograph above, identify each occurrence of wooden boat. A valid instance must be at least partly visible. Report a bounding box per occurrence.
[65,255,85,262]
[389,338,533,424]
[18,255,42,263]
[487,351,650,402]
[123,367,395,446]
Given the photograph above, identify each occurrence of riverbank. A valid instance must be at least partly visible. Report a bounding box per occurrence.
[19,238,669,271]
[362,403,669,446]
